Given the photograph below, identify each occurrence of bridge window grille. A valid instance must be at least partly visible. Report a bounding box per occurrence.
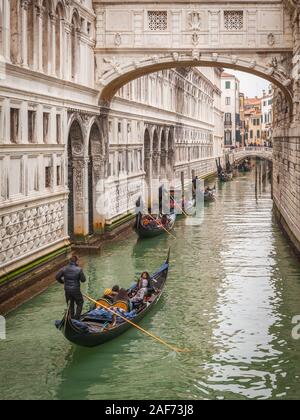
[224,11,244,31]
[148,11,168,31]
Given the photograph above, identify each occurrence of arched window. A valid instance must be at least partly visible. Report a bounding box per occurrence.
[10,0,21,64]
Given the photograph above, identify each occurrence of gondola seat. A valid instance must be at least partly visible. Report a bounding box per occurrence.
[113,300,129,312]
[96,298,112,309]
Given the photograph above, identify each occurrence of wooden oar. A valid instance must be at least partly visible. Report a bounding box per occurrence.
[83,294,190,353]
[146,213,176,240]
[170,195,189,217]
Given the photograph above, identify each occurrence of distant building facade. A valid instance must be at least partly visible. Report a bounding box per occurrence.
[221,72,241,148]
[244,97,262,145]
[261,86,274,146]
[239,93,246,147]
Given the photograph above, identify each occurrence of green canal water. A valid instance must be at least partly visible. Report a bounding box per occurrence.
[1,169,300,400]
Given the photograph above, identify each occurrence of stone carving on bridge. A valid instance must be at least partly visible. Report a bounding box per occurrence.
[286,0,300,9]
[103,57,122,75]
[268,33,276,46]
[114,33,122,47]
[188,11,202,31]
[172,52,180,61]
[192,33,200,46]
[266,56,292,88]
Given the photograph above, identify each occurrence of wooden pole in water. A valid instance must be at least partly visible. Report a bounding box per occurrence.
[170,194,189,218]
[255,160,258,199]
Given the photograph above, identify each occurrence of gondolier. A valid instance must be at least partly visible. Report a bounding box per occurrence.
[56,255,86,320]
[56,251,171,348]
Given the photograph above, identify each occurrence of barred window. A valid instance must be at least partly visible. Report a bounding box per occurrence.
[224,11,244,31]
[148,11,168,31]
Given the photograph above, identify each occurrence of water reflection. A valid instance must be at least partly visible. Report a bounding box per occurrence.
[1,167,300,400]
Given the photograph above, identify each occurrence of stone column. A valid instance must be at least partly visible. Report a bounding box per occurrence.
[92,155,105,234]
[64,21,71,81]
[9,0,22,64]
[0,0,10,61]
[160,150,168,178]
[167,149,175,181]
[72,157,90,240]
[50,12,56,77]
[20,0,28,67]
[58,18,64,79]
[35,4,43,73]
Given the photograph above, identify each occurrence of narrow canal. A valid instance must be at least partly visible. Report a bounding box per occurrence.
[1,165,300,400]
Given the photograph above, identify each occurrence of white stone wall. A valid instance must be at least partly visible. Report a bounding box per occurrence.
[0,0,98,277]
[0,1,225,277]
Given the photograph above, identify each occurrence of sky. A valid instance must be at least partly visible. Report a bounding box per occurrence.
[224,69,270,98]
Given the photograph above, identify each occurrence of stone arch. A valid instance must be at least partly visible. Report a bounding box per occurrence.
[235,151,273,165]
[88,122,104,235]
[68,119,86,240]
[99,55,293,121]
[67,113,85,142]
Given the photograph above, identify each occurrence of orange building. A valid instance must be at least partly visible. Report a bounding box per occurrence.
[244,97,262,146]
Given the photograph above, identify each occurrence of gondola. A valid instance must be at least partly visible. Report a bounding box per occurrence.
[219,172,233,182]
[134,212,176,238]
[203,189,216,202]
[56,251,171,348]
[238,164,252,173]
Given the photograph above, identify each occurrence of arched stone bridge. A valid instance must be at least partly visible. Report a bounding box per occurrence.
[91,0,300,254]
[230,147,273,164]
[93,0,298,120]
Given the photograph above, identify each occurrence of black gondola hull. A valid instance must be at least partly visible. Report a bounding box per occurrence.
[135,214,176,239]
[58,252,170,348]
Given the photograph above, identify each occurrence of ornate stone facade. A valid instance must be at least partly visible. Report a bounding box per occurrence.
[1,0,300,281]
[0,200,65,266]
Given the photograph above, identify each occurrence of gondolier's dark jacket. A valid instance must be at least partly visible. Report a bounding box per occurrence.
[56,262,86,292]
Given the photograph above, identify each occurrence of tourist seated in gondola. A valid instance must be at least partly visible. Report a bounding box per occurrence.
[102,285,120,303]
[161,214,169,226]
[130,279,149,309]
[129,272,152,296]
[138,272,151,290]
[113,287,129,304]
